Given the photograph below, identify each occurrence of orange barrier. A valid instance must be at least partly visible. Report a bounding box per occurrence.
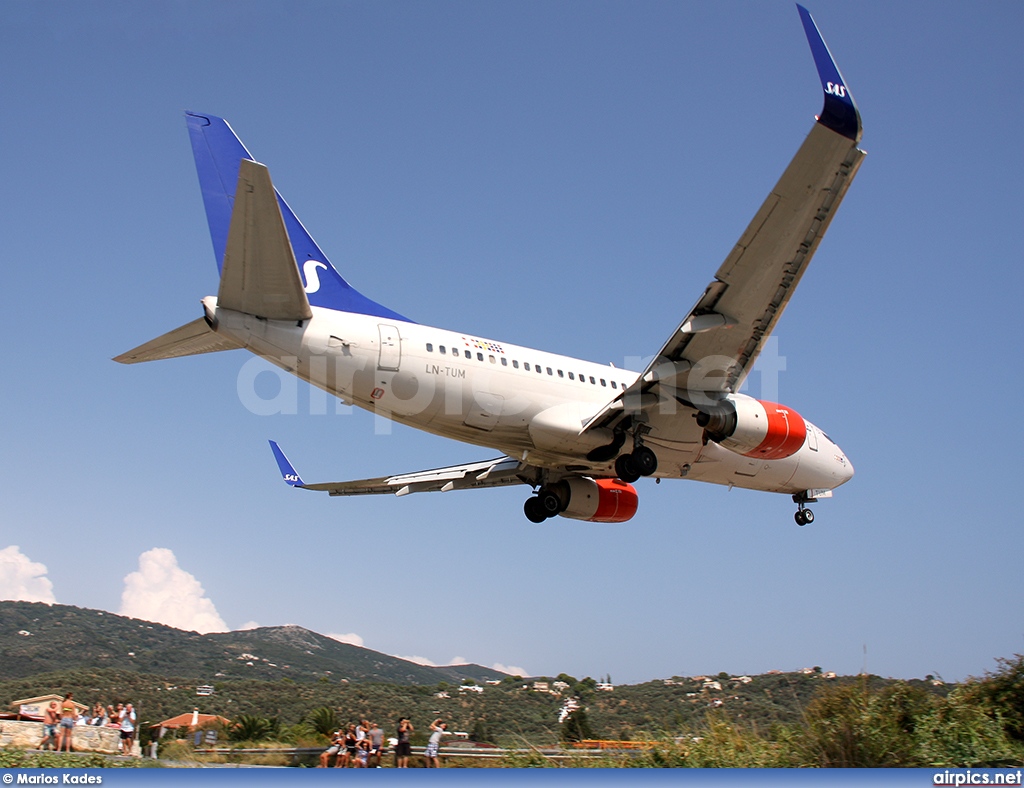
[571,739,655,750]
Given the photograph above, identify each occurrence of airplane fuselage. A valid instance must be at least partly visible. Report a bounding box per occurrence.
[206,297,853,496]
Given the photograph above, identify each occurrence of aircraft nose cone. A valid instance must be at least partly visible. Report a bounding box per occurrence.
[838,454,854,485]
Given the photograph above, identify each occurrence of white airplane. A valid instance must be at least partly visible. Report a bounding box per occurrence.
[117,5,861,527]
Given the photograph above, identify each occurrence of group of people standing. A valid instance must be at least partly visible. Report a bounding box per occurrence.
[39,693,137,755]
[318,719,386,768]
[318,716,450,768]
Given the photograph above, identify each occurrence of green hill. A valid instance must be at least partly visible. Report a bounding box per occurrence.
[1,601,978,751]
[0,601,503,686]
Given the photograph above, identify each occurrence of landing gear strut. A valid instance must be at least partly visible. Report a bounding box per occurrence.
[524,484,567,523]
[615,445,658,483]
[792,492,816,526]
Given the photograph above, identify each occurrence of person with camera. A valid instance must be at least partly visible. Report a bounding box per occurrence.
[425,718,448,768]
[395,717,413,768]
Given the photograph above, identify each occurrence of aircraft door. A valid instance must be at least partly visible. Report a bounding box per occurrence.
[377,324,401,371]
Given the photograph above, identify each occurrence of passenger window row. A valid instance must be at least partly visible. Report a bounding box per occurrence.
[425,343,626,390]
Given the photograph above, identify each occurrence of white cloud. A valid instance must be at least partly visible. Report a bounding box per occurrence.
[395,654,437,667]
[327,632,364,647]
[119,548,227,634]
[237,621,261,631]
[492,663,529,677]
[0,546,56,604]
[395,653,519,672]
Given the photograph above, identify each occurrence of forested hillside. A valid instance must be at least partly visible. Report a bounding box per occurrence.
[0,601,501,685]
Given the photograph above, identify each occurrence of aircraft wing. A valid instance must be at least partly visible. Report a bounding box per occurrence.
[269,441,528,497]
[588,6,865,439]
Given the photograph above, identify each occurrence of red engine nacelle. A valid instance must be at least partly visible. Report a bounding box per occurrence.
[697,394,807,460]
[552,477,639,523]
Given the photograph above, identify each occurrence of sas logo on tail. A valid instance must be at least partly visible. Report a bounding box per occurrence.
[301,260,328,294]
[825,81,847,98]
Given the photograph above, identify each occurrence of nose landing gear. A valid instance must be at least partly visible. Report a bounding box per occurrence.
[792,492,816,526]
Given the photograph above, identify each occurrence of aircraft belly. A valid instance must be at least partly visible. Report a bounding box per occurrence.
[674,441,802,492]
[647,415,704,444]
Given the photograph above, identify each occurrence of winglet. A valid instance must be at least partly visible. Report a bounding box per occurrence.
[269,440,305,487]
[797,5,862,142]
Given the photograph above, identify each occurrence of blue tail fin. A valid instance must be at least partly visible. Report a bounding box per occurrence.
[186,112,411,322]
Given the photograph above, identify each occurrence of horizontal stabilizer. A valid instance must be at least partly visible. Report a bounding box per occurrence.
[113,317,242,364]
[218,159,313,321]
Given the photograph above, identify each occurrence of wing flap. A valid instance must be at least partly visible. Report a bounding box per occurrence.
[315,458,525,496]
[113,317,242,364]
[269,443,527,497]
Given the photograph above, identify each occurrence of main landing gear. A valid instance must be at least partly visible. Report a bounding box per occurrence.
[524,487,563,523]
[614,445,658,484]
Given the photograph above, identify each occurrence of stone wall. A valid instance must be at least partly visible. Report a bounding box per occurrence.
[0,720,139,756]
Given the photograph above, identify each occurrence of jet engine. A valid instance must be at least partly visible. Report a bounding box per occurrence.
[696,394,806,460]
[547,477,639,523]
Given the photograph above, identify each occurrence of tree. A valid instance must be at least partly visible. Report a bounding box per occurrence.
[560,709,595,743]
[304,706,339,737]
[793,682,929,767]
[575,677,597,694]
[470,720,495,744]
[960,654,1024,742]
[230,714,276,742]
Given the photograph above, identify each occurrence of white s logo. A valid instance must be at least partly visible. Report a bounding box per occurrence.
[302,260,328,293]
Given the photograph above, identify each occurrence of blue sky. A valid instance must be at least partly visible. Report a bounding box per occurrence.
[1,1,1021,685]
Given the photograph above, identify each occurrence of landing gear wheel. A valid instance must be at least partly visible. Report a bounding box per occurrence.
[801,508,814,524]
[524,496,548,523]
[538,488,562,516]
[633,446,658,476]
[615,453,641,483]
[794,510,806,526]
